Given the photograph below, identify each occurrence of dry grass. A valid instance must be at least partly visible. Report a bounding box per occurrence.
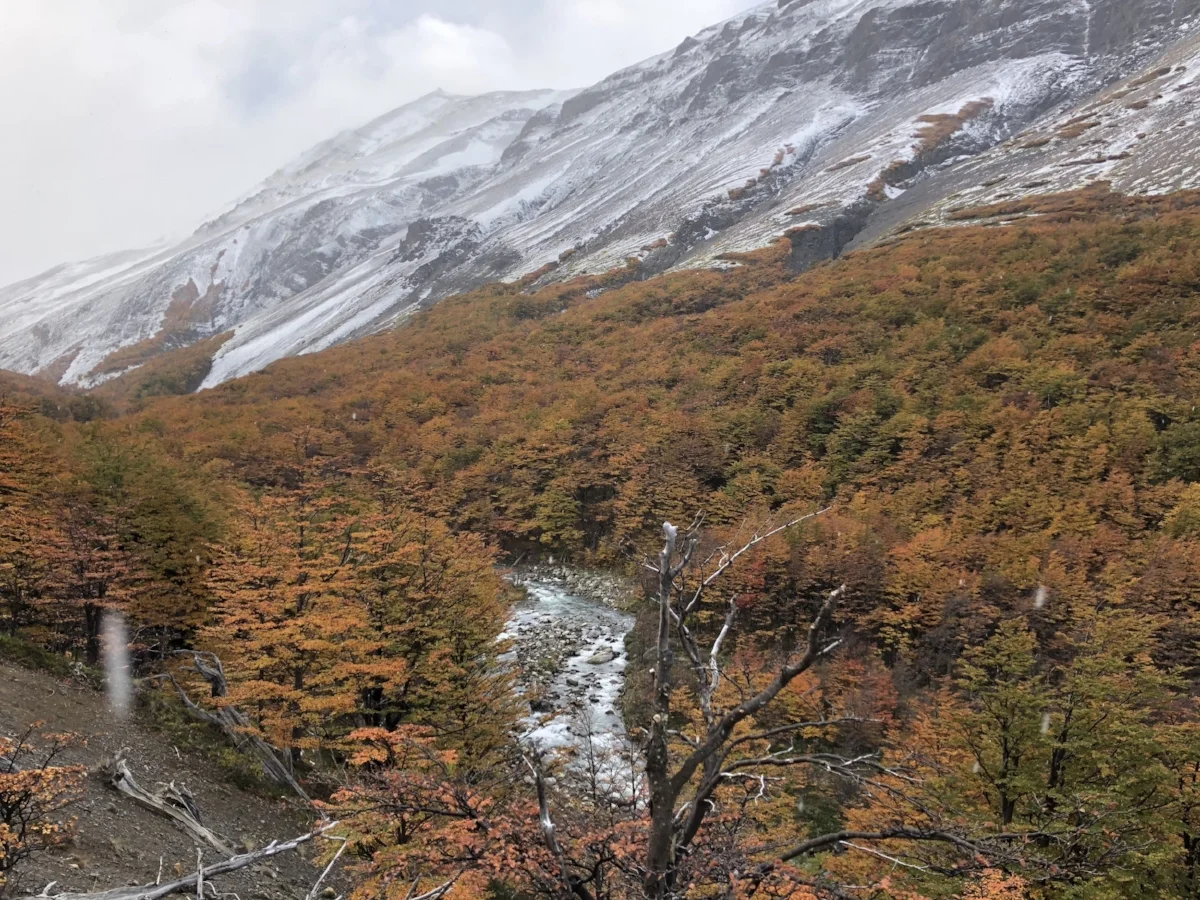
[516,260,560,287]
[948,183,1200,222]
[91,278,225,378]
[865,100,997,204]
[867,175,889,201]
[1056,120,1102,139]
[1129,65,1174,88]
[786,202,833,216]
[95,331,234,405]
[37,348,82,385]
[825,154,872,172]
[913,99,993,154]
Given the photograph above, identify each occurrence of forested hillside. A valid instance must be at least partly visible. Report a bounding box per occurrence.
[5,187,1200,898]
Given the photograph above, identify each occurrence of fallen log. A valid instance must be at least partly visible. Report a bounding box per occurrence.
[101,751,232,857]
[20,823,338,900]
[156,653,311,802]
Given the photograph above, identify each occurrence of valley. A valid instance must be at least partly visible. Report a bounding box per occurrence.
[7,185,1200,897]
[5,0,1200,895]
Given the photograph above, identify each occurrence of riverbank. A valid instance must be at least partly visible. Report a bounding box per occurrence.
[501,568,638,760]
[511,563,638,610]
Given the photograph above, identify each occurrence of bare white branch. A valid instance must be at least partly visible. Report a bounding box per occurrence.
[304,837,348,900]
[840,841,932,872]
[683,509,831,615]
[708,596,738,698]
[18,824,340,900]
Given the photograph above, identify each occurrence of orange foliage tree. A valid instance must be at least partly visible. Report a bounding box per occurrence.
[0,727,85,891]
[204,465,513,769]
[0,406,63,639]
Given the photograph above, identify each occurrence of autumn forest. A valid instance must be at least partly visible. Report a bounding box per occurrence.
[6,188,1200,899]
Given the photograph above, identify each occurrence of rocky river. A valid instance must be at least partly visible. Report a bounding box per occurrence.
[499,569,638,763]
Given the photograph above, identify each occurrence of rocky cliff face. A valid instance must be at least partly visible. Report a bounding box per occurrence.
[3,0,1199,388]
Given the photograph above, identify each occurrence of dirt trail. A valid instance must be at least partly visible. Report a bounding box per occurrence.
[0,662,330,900]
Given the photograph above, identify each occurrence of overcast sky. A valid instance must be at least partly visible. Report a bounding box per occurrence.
[0,0,753,286]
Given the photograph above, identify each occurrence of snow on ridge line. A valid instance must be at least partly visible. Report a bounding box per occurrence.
[3,0,1198,389]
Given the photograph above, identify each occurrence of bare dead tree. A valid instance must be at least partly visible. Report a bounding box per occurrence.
[611,513,1110,895]
[508,511,1077,898]
[100,750,232,856]
[639,511,855,897]
[513,510,867,899]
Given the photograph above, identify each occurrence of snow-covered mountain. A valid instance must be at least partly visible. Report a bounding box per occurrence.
[4,0,1200,388]
[854,24,1200,244]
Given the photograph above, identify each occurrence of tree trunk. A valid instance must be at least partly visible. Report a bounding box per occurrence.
[644,778,677,898]
[644,528,679,898]
[84,603,102,667]
[5,586,28,636]
[161,657,311,802]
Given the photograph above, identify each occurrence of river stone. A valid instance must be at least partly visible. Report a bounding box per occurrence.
[586,649,616,665]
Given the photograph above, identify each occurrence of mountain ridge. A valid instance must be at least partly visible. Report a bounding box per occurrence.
[3,0,1200,389]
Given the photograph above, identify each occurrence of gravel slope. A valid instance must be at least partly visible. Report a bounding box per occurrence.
[0,662,329,900]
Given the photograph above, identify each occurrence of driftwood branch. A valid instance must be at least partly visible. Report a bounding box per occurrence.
[101,751,232,857]
[19,824,339,900]
[403,873,464,900]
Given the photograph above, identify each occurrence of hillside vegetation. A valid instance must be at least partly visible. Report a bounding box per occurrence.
[5,188,1200,898]
[142,187,1200,664]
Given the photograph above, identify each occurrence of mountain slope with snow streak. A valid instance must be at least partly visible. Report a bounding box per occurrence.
[854,26,1200,244]
[4,0,1200,388]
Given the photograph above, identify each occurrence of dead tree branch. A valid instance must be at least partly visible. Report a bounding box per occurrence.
[155,654,311,802]
[640,507,841,897]
[101,751,232,857]
[19,824,339,900]
[524,756,595,900]
[304,837,348,900]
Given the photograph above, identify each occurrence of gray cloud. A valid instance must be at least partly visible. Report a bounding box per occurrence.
[0,0,752,285]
